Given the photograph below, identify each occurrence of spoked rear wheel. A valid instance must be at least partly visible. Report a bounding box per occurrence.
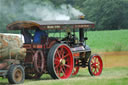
[88,54,103,76]
[47,44,74,79]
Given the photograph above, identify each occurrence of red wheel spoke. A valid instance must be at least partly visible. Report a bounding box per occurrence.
[54,62,59,65]
[56,50,61,58]
[58,47,64,58]
[98,65,100,69]
[62,53,69,59]
[56,67,59,75]
[96,58,99,64]
[94,68,97,73]
[64,64,70,68]
[58,68,61,77]
[97,68,99,72]
[91,64,95,68]
[92,67,95,72]
[96,68,98,73]
[94,57,96,63]
[54,59,60,62]
[91,61,93,64]
[55,64,60,68]
[54,58,60,64]
[97,63,100,67]
[61,67,66,76]
[62,65,66,72]
[60,47,64,55]
[96,61,99,65]
[91,58,95,63]
[54,58,60,68]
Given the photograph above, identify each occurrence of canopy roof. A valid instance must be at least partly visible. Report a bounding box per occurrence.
[7,20,95,30]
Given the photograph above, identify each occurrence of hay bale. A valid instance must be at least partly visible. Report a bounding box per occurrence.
[0,34,26,60]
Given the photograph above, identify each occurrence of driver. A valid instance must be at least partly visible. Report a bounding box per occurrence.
[62,29,72,41]
[33,29,48,44]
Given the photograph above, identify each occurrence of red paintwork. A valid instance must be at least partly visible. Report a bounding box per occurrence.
[73,53,80,58]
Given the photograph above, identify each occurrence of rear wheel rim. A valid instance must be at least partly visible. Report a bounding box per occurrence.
[54,45,73,79]
[90,55,103,76]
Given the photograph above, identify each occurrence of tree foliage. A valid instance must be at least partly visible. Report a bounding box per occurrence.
[82,0,128,30]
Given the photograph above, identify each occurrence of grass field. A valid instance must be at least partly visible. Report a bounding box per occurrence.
[21,67,128,85]
[86,29,128,52]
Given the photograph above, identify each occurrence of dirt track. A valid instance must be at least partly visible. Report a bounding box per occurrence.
[98,51,128,68]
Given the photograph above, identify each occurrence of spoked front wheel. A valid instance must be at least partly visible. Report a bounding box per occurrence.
[47,44,74,79]
[88,54,103,76]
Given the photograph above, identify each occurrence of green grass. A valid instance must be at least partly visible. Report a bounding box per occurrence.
[86,29,128,52]
[0,67,128,85]
[22,77,128,85]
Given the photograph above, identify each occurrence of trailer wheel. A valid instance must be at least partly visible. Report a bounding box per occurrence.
[88,54,103,76]
[8,65,25,84]
[47,44,74,79]
[72,60,79,75]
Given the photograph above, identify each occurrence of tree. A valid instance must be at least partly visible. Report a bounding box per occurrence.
[82,0,128,30]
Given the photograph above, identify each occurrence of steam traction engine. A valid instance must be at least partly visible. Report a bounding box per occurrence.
[0,18,103,84]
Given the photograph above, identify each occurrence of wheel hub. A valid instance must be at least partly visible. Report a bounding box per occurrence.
[60,59,66,65]
[60,59,62,63]
[14,69,22,82]
[92,63,98,68]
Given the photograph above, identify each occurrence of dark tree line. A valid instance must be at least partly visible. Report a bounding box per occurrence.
[82,0,128,30]
[0,0,128,32]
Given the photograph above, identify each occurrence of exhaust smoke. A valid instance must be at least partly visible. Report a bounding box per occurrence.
[23,2,84,20]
